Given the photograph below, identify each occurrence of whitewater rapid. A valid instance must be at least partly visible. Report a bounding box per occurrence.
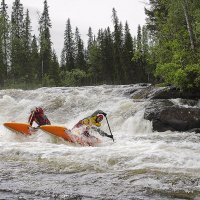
[0,85,200,200]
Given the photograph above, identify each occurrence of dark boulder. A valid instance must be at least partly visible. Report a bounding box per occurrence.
[130,85,200,100]
[144,100,200,132]
[150,86,200,100]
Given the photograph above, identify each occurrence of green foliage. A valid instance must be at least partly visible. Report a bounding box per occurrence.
[155,63,200,89]
[184,64,200,89]
[42,74,55,87]
[39,0,52,75]
[74,27,86,71]
[145,0,200,89]
[155,63,180,84]
[60,69,89,86]
[1,1,154,88]
[112,8,124,83]
[62,18,75,71]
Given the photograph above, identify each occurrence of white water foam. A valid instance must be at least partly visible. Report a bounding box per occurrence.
[0,85,200,199]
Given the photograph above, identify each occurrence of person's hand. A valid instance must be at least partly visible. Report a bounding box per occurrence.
[107,134,113,139]
[103,112,107,116]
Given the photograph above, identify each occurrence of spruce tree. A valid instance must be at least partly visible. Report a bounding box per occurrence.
[86,27,94,68]
[30,35,40,81]
[62,18,75,71]
[142,25,153,82]
[87,33,100,84]
[10,0,24,81]
[122,21,133,83]
[87,27,93,51]
[60,48,66,69]
[0,16,4,86]
[49,50,60,86]
[39,0,52,80]
[101,27,114,83]
[0,0,9,86]
[132,25,146,82]
[112,8,123,83]
[22,9,32,81]
[74,27,86,71]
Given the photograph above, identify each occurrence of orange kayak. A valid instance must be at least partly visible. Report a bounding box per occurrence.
[3,122,37,135]
[40,125,101,146]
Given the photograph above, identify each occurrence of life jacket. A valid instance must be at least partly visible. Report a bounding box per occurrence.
[28,111,50,126]
[74,116,101,129]
[35,112,51,126]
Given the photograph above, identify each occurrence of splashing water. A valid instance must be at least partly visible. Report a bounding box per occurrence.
[0,85,200,199]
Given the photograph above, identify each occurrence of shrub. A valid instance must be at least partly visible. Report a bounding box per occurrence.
[155,63,200,90]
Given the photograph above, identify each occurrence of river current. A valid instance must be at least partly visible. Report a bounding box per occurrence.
[0,85,200,200]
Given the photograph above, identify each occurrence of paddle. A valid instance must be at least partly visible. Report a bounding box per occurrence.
[28,110,35,125]
[105,115,114,142]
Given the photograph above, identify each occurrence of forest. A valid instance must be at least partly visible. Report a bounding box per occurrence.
[0,0,199,90]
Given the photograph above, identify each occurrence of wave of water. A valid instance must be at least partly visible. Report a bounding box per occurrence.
[0,85,200,200]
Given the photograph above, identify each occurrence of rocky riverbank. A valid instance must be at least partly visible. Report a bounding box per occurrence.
[130,85,200,133]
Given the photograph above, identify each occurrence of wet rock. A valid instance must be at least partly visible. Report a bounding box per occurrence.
[150,87,200,100]
[129,85,200,100]
[179,99,198,107]
[144,100,200,132]
[124,84,152,98]
[130,85,155,99]
[188,128,200,133]
[144,100,174,120]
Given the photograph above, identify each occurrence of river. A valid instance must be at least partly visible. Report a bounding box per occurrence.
[0,85,200,200]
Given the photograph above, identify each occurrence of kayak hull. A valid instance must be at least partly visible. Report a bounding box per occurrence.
[40,125,101,146]
[3,122,36,135]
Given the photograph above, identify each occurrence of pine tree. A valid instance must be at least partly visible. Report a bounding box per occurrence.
[112,8,123,83]
[0,0,9,86]
[141,25,154,82]
[137,25,142,53]
[101,27,114,83]
[30,35,40,80]
[85,27,93,65]
[22,9,32,81]
[0,16,5,86]
[10,0,24,81]
[74,27,86,70]
[87,27,93,51]
[39,0,52,80]
[62,18,75,71]
[132,25,146,82]
[60,48,66,69]
[122,21,133,83]
[49,50,60,86]
[87,33,101,84]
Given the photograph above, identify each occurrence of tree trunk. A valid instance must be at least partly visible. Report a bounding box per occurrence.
[181,0,195,51]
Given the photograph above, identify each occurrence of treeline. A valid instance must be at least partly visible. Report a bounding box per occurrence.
[0,0,151,88]
[145,0,200,90]
[0,0,199,90]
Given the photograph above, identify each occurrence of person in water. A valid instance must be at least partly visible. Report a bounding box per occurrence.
[72,110,113,139]
[28,107,51,127]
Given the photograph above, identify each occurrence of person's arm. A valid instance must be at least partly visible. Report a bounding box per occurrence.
[43,114,51,125]
[28,111,35,126]
[91,127,113,139]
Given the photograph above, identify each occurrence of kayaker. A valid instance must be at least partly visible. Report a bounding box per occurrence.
[72,110,113,139]
[28,107,51,127]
